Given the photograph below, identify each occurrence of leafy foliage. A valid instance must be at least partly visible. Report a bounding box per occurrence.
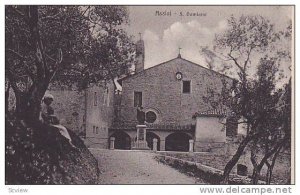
[5,5,135,184]
[204,15,292,184]
[5,5,136,119]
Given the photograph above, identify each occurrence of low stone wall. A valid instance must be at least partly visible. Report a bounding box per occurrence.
[194,141,226,153]
[154,154,266,184]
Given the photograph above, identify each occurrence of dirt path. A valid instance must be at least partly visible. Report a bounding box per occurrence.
[90,149,206,184]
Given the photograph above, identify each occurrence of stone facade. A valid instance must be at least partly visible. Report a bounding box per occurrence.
[106,55,235,152]
[48,89,85,135]
[84,82,115,149]
[194,116,226,152]
[47,81,115,149]
[118,57,233,127]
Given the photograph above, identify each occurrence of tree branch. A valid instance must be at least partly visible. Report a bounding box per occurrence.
[243,47,253,70]
[10,6,27,20]
[45,53,57,63]
[27,5,49,81]
[5,48,24,59]
[6,67,20,95]
[6,49,35,81]
[81,6,91,17]
[24,62,35,81]
[257,136,288,170]
[228,51,245,74]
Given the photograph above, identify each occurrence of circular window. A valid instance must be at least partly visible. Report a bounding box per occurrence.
[146,111,157,123]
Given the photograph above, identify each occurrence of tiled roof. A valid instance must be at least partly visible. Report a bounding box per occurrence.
[110,121,195,131]
[192,108,227,118]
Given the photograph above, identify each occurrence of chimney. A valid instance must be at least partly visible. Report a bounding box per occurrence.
[135,33,145,73]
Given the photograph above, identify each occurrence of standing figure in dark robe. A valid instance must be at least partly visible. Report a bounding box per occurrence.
[137,106,145,125]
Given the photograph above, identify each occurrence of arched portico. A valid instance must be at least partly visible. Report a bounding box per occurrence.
[165,132,192,152]
[146,131,161,151]
[109,131,131,150]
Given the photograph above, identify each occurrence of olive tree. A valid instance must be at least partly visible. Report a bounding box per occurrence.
[5,5,135,122]
[207,15,292,184]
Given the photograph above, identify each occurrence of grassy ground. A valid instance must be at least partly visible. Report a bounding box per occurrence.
[158,151,291,184]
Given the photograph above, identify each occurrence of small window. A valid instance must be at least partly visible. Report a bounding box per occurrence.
[102,88,109,106]
[96,127,99,134]
[182,81,191,93]
[94,92,97,106]
[146,111,157,123]
[106,89,110,106]
[134,91,142,107]
[103,90,107,105]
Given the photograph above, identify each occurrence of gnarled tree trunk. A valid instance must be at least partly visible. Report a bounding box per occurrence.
[5,82,10,113]
[265,145,283,184]
[222,133,254,184]
[13,81,48,122]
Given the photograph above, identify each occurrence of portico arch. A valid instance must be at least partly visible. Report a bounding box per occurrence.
[146,131,161,151]
[165,132,192,152]
[109,131,131,150]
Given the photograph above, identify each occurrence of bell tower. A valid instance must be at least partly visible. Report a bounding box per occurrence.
[135,33,145,73]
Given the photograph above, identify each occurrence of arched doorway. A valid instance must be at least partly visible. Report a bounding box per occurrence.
[146,132,160,151]
[165,132,191,152]
[109,131,131,150]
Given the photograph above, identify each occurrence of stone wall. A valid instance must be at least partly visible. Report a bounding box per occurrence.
[84,82,115,149]
[120,57,233,127]
[48,89,85,136]
[194,116,226,152]
[154,154,264,184]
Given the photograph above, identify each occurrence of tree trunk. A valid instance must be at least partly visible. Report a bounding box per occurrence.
[8,6,54,123]
[250,138,262,184]
[265,146,282,184]
[251,160,265,184]
[252,140,286,184]
[252,161,267,184]
[5,83,10,113]
[222,133,254,184]
[26,81,48,122]
[265,161,272,184]
[15,92,29,119]
[5,93,8,113]
[252,168,261,184]
[14,81,48,122]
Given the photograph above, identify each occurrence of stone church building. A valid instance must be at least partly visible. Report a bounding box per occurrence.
[50,38,238,152]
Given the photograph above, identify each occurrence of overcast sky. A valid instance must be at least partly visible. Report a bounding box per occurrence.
[124,5,293,82]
